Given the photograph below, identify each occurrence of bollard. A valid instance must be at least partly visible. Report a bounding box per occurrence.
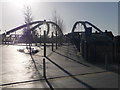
[43,58,46,78]
[44,30,46,57]
[52,32,54,51]
[55,31,57,49]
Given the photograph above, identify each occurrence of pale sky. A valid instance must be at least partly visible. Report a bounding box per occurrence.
[0,0,119,36]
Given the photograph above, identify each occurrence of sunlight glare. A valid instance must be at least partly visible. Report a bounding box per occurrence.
[10,0,32,9]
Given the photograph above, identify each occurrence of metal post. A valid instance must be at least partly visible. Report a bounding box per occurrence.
[40,33,41,45]
[10,35,11,45]
[29,43,32,54]
[55,31,57,49]
[44,30,46,57]
[43,58,46,78]
[5,30,6,45]
[52,32,54,51]
[15,31,16,44]
[39,28,41,46]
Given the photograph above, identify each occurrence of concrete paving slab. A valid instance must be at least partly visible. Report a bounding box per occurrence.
[2,80,48,88]
[48,71,118,88]
[1,44,119,88]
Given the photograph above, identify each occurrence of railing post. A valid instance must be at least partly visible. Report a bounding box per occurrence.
[55,31,57,49]
[43,58,46,78]
[4,30,6,45]
[43,58,54,89]
[44,30,46,57]
[10,35,11,45]
[52,32,54,51]
[29,43,32,54]
[5,35,6,45]
[14,31,16,44]
[40,33,41,46]
[38,27,41,46]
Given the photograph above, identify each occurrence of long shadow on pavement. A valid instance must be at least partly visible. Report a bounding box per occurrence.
[53,51,90,67]
[30,53,54,89]
[61,44,120,74]
[45,56,96,90]
[30,54,43,78]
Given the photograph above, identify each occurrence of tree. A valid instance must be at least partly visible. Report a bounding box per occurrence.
[23,6,33,49]
[52,10,65,45]
[52,10,65,34]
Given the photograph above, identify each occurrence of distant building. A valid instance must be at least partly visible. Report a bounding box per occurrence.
[114,35,120,62]
[81,32,114,63]
[68,29,116,63]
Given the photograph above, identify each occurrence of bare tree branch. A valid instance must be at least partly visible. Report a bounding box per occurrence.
[52,10,65,34]
[22,6,34,47]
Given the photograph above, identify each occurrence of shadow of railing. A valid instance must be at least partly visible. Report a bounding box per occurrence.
[53,51,90,67]
[30,54,54,90]
[57,45,81,57]
[30,54,43,78]
[45,56,96,90]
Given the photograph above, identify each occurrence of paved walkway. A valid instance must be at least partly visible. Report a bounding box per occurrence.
[1,44,119,89]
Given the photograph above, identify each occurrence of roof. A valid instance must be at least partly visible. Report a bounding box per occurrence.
[86,34,113,45]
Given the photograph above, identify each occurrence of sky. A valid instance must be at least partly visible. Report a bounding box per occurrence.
[0,0,119,36]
